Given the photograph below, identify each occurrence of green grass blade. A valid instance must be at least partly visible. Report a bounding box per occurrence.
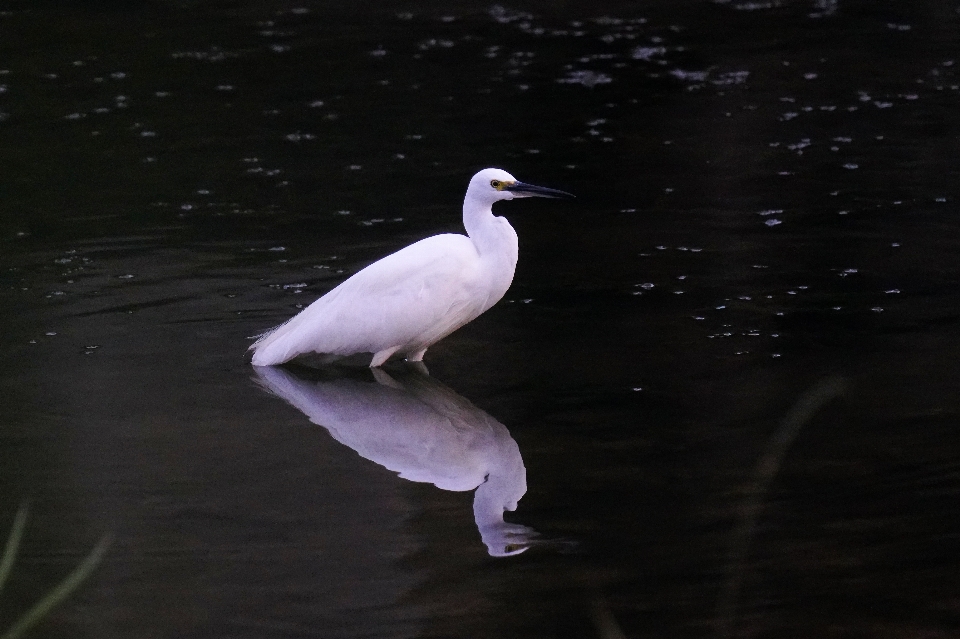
[0,533,113,639]
[0,502,29,596]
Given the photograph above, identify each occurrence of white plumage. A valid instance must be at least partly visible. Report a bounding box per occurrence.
[250,168,572,367]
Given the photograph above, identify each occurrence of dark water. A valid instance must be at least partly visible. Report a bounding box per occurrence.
[3,1,960,637]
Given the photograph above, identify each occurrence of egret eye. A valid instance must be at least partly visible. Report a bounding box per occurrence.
[490,179,502,189]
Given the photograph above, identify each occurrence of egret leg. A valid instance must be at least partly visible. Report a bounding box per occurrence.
[370,346,400,368]
[371,367,402,388]
[406,347,428,362]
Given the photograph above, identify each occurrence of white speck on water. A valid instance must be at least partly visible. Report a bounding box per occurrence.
[843,163,859,169]
[670,68,708,83]
[556,70,613,86]
[632,46,667,61]
[765,219,782,226]
[285,132,315,142]
[885,288,901,294]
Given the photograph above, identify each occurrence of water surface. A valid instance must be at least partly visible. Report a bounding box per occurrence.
[2,2,960,637]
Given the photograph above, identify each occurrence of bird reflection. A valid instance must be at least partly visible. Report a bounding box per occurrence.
[253,363,538,557]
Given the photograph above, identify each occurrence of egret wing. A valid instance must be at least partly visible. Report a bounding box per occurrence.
[250,234,485,364]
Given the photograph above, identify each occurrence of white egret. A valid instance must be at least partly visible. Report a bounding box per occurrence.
[250,168,573,367]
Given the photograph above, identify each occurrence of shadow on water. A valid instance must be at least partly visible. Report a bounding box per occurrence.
[251,363,543,557]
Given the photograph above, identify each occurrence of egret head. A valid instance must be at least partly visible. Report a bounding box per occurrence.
[467,168,575,204]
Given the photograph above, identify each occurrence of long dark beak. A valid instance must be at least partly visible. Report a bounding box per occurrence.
[505,181,576,199]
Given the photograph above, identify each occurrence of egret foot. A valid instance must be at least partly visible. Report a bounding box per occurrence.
[370,346,400,367]
[371,367,403,388]
[406,348,427,362]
